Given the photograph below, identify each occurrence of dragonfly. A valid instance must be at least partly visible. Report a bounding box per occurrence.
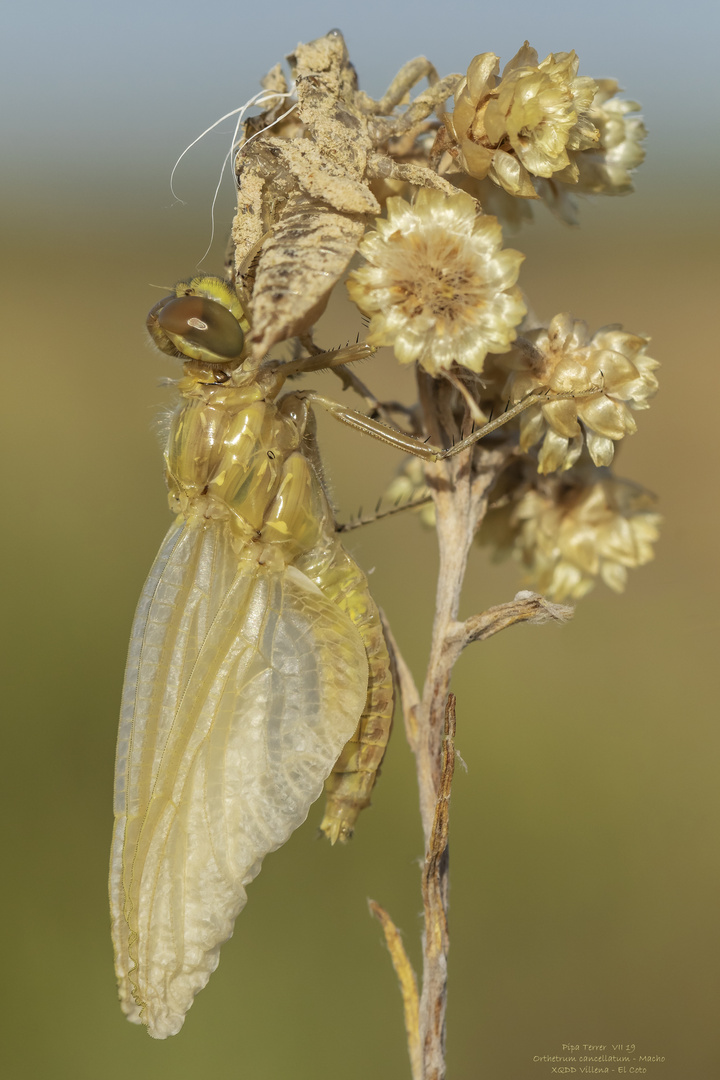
[109,275,399,1038]
[110,274,587,1038]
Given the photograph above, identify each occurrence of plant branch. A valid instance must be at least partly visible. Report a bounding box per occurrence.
[373,376,575,1080]
[444,590,575,656]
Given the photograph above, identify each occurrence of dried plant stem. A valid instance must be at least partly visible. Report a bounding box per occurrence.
[375,442,473,1077]
[418,695,456,1080]
[370,688,457,1080]
[374,374,579,1078]
[376,435,487,1078]
[412,448,478,1080]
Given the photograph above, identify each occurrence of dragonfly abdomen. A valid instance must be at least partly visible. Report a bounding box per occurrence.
[301,543,394,843]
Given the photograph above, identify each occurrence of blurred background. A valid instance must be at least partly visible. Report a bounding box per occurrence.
[2,1,718,1077]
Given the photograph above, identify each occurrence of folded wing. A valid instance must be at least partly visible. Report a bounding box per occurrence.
[110,518,368,1038]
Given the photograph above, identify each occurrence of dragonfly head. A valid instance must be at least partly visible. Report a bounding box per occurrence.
[147,277,251,373]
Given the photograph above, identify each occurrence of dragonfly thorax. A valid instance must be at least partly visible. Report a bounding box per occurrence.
[165,385,334,562]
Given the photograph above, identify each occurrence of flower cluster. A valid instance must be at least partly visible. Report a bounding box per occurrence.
[384,455,660,601]
[346,39,658,603]
[441,43,599,197]
[432,45,645,227]
[347,188,526,375]
[479,467,661,600]
[490,314,659,472]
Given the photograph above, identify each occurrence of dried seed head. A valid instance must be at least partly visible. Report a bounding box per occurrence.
[481,468,661,600]
[347,188,526,376]
[494,313,659,472]
[444,43,599,197]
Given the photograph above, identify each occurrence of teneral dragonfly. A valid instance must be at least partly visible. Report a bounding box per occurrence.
[110,276,393,1038]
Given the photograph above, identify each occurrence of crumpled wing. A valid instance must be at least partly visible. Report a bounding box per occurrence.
[110,518,368,1039]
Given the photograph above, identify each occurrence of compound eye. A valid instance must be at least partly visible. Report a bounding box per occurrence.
[156,295,245,363]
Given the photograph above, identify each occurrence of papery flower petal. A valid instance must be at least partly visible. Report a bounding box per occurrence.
[460,141,495,179]
[585,431,615,466]
[578,393,626,438]
[538,430,571,473]
[563,434,584,471]
[549,312,591,350]
[519,407,546,450]
[502,42,540,76]
[591,347,639,386]
[550,354,597,391]
[489,150,538,197]
[466,52,500,101]
[542,397,582,438]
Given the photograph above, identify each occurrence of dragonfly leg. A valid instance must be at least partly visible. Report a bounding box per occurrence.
[305,386,602,461]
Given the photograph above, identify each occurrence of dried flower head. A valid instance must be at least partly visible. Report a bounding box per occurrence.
[495,314,658,472]
[534,81,647,223]
[443,43,599,198]
[575,79,647,195]
[481,469,661,600]
[346,188,526,375]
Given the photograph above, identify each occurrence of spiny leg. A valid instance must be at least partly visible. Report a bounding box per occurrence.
[278,342,601,460]
[297,334,381,411]
[279,341,377,377]
[305,386,602,461]
[337,493,434,534]
[282,339,418,434]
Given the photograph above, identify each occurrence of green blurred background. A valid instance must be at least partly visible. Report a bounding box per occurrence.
[2,2,718,1077]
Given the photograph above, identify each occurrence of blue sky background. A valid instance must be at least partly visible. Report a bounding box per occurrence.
[3,0,718,228]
